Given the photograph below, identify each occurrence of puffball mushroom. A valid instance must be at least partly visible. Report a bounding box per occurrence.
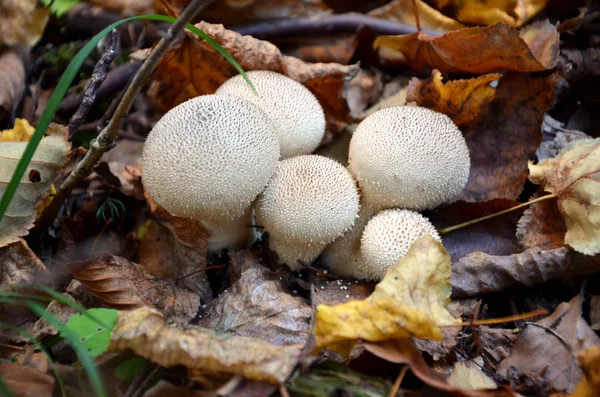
[349,106,470,211]
[359,209,441,280]
[256,155,360,269]
[142,94,280,250]
[216,71,326,159]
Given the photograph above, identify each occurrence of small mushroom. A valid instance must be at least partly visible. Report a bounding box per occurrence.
[216,71,326,159]
[142,94,280,250]
[348,106,470,211]
[359,209,441,280]
[256,155,360,269]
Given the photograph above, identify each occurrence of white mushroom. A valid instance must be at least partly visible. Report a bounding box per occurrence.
[348,106,470,211]
[359,209,441,280]
[142,94,280,250]
[216,71,326,159]
[256,155,360,269]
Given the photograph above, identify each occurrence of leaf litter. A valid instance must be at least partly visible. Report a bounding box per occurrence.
[0,1,599,396]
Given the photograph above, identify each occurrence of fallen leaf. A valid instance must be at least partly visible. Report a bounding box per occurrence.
[451,0,547,27]
[570,345,600,397]
[149,21,358,139]
[497,296,600,393]
[314,278,374,307]
[87,0,153,15]
[63,308,118,357]
[314,236,460,357]
[374,21,559,74]
[71,253,201,322]
[447,361,498,390]
[528,138,600,255]
[590,296,600,330]
[0,362,54,397]
[478,326,517,366]
[32,294,78,339]
[199,251,311,345]
[109,307,302,384]
[451,246,600,298]
[0,124,70,247]
[0,238,48,286]
[413,324,460,361]
[0,50,26,117]
[516,194,567,250]
[406,70,501,129]
[0,0,49,46]
[537,122,591,162]
[367,0,464,31]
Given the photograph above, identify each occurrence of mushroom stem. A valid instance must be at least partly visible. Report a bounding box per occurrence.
[438,193,558,235]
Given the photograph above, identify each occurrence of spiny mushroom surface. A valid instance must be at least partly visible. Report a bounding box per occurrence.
[348,106,470,211]
[360,209,441,280]
[256,155,360,269]
[216,70,326,159]
[142,94,280,226]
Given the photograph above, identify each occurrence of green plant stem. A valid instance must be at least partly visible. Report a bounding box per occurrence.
[438,193,558,235]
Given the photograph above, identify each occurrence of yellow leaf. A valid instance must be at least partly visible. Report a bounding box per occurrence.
[0,118,35,142]
[570,345,600,397]
[528,139,600,255]
[453,0,547,27]
[0,0,49,46]
[314,236,460,356]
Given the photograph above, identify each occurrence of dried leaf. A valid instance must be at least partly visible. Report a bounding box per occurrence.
[407,70,500,129]
[516,194,566,250]
[71,253,200,322]
[570,346,600,397]
[87,0,153,14]
[199,251,311,345]
[528,138,600,255]
[447,361,497,390]
[0,239,48,286]
[149,21,358,138]
[109,307,301,384]
[0,124,69,247]
[452,0,547,27]
[590,296,600,331]
[497,296,600,393]
[374,22,559,74]
[0,362,54,397]
[0,50,26,117]
[367,0,464,31]
[0,0,49,46]
[314,236,459,357]
[451,246,600,298]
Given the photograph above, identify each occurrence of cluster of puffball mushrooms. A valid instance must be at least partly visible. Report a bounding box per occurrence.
[141,71,471,281]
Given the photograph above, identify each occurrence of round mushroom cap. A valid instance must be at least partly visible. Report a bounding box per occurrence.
[142,94,280,222]
[360,209,441,280]
[348,106,470,211]
[256,155,360,268]
[216,71,326,159]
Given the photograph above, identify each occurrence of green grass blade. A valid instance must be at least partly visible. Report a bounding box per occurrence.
[0,14,252,223]
[0,377,16,397]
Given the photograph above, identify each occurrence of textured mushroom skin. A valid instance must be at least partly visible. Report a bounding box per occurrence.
[216,71,326,159]
[348,106,470,211]
[256,155,360,269]
[142,95,280,224]
[360,209,441,280]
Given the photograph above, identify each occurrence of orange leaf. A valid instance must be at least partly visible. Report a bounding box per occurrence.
[374,21,559,74]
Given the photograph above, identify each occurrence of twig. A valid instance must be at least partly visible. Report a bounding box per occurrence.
[38,0,213,229]
[411,0,421,32]
[68,29,119,138]
[388,366,408,397]
[233,12,445,40]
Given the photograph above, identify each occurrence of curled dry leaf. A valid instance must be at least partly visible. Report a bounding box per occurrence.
[0,123,69,247]
[109,307,302,384]
[314,236,459,357]
[528,138,600,255]
[451,246,600,298]
[367,0,464,31]
[0,0,49,46]
[516,194,566,250]
[497,296,600,393]
[199,251,311,345]
[149,21,358,138]
[570,345,600,397]
[71,253,200,322]
[374,21,559,74]
[0,49,26,116]
[451,0,547,27]
[0,239,48,286]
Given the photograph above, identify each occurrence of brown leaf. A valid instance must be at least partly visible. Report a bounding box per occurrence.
[32,294,78,339]
[528,138,600,255]
[590,296,600,331]
[0,239,48,286]
[537,122,591,162]
[314,278,374,307]
[0,362,54,397]
[478,326,517,366]
[497,296,600,393]
[0,0,49,46]
[374,22,559,74]
[149,21,358,138]
[0,49,25,116]
[451,246,600,298]
[516,194,567,250]
[407,70,500,129]
[199,251,311,345]
[367,0,464,31]
[109,307,302,384]
[87,0,153,14]
[452,0,547,27]
[71,253,200,322]
[413,324,460,361]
